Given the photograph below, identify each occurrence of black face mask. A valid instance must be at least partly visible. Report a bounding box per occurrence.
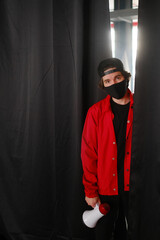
[104,79,128,99]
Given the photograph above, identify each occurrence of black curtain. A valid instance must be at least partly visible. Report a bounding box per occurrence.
[129,1,160,240]
[0,0,111,239]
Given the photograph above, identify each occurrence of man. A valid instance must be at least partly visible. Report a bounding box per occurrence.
[81,58,133,239]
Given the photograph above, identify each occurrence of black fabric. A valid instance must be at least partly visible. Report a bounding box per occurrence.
[95,195,119,240]
[104,79,128,99]
[98,58,124,77]
[128,1,160,240]
[111,98,130,192]
[0,0,111,240]
[94,99,130,240]
[102,68,122,76]
[96,193,129,240]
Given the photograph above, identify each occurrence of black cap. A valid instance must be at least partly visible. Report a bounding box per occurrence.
[98,58,124,77]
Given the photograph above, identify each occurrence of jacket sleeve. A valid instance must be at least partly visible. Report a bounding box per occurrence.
[81,107,99,198]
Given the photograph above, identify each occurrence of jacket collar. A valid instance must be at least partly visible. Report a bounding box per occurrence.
[103,89,133,112]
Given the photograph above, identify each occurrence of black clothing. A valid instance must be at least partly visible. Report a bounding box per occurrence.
[96,193,129,240]
[111,98,130,192]
[95,99,130,240]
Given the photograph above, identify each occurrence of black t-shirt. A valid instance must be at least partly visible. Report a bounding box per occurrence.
[110,98,130,192]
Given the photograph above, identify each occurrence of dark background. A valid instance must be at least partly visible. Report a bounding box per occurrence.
[0,0,111,239]
[129,1,160,240]
[1,0,160,240]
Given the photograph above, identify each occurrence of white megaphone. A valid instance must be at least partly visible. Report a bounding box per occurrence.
[82,203,110,228]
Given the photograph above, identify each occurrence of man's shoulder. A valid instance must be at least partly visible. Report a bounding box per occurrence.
[88,96,110,115]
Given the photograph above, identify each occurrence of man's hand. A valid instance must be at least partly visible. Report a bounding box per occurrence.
[85,196,101,208]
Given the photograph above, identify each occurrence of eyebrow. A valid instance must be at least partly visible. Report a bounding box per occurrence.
[103,73,122,81]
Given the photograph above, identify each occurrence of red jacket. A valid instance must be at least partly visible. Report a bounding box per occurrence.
[81,90,133,197]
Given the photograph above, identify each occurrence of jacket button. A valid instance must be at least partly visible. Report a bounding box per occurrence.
[113,188,116,191]
[127,152,129,154]
[113,142,116,144]
[126,169,129,171]
[127,184,129,187]
[112,157,115,160]
[113,174,116,176]
[127,120,130,123]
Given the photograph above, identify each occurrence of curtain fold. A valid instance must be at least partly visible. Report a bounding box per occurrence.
[0,0,111,239]
[129,1,160,240]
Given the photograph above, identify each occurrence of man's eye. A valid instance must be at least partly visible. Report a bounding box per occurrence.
[104,80,110,84]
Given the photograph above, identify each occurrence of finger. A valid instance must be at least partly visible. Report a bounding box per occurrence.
[93,201,98,208]
[92,203,96,208]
